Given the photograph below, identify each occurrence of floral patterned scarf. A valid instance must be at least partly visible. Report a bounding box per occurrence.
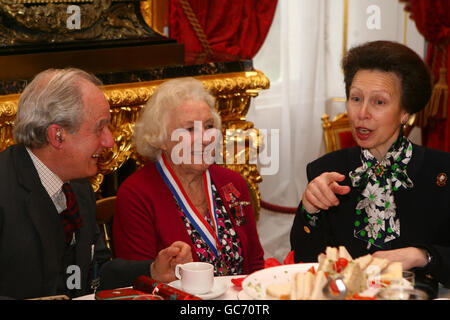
[349,133,414,249]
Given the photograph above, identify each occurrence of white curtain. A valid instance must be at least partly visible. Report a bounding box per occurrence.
[248,0,327,262]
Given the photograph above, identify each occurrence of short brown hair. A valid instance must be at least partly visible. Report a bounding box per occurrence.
[342,40,432,114]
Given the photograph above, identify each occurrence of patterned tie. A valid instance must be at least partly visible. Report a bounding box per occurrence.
[60,183,82,244]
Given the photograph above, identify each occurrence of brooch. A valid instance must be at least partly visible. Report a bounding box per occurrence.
[374,164,385,177]
[222,183,241,202]
[229,201,250,226]
[222,183,249,226]
[436,173,447,187]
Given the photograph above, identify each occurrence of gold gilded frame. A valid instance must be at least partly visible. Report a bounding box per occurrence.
[321,112,352,153]
[7,0,133,3]
[140,0,169,37]
[0,70,269,215]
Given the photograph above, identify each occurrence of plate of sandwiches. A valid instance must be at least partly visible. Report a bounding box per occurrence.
[242,246,412,300]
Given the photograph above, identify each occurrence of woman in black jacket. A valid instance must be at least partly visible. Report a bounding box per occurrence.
[290,40,450,290]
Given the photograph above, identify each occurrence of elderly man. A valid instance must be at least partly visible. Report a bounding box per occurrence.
[0,68,192,299]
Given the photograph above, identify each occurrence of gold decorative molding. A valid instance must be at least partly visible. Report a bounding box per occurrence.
[1,0,106,33]
[0,70,270,216]
[7,1,95,3]
[0,0,159,45]
[342,0,349,58]
[0,96,18,152]
[403,10,409,45]
[8,0,133,3]
[140,0,169,37]
[322,112,351,153]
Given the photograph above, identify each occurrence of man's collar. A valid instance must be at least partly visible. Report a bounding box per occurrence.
[26,147,64,198]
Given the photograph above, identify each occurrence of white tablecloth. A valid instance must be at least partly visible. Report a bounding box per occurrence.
[74,275,450,300]
[74,275,245,300]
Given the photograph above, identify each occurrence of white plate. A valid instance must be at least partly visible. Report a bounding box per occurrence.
[242,263,317,300]
[168,279,228,300]
[237,290,253,300]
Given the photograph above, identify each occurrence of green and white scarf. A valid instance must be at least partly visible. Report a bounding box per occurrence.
[349,133,414,249]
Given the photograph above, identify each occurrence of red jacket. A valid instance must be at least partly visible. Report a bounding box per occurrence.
[113,162,265,275]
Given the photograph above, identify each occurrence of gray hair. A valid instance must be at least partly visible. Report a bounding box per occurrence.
[134,77,221,160]
[13,68,103,148]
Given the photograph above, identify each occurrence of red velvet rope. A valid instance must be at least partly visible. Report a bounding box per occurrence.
[260,199,297,214]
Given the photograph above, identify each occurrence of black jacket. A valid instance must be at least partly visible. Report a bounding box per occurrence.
[290,144,450,287]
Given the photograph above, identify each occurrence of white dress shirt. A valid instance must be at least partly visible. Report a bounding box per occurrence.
[26,148,66,214]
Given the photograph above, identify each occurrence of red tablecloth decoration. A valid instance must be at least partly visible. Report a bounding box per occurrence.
[95,288,147,300]
[133,275,202,300]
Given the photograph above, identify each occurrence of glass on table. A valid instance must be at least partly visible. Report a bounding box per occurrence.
[381,270,415,289]
[401,271,415,286]
[377,287,428,300]
[376,270,425,300]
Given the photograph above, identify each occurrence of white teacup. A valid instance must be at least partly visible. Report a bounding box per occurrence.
[175,262,214,295]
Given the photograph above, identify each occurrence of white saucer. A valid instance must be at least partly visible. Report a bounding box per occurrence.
[167,280,228,300]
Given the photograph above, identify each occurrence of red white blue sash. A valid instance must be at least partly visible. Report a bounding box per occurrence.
[156,153,220,257]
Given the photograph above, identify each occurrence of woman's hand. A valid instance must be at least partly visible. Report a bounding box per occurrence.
[150,241,193,283]
[302,172,351,213]
[372,247,428,270]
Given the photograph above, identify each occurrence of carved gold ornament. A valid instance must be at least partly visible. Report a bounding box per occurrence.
[0,0,156,44]
[140,0,169,37]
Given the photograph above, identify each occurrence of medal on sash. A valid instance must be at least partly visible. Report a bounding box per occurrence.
[229,201,249,226]
[222,183,249,226]
[156,153,228,272]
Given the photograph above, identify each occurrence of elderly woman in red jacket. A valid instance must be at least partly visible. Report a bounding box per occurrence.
[113,77,264,276]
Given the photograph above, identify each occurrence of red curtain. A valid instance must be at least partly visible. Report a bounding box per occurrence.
[169,0,278,65]
[403,0,450,152]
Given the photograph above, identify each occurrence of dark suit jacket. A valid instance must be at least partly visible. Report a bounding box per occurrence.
[0,145,152,299]
[290,144,450,287]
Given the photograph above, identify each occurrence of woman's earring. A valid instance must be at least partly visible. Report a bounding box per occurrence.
[401,117,409,128]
